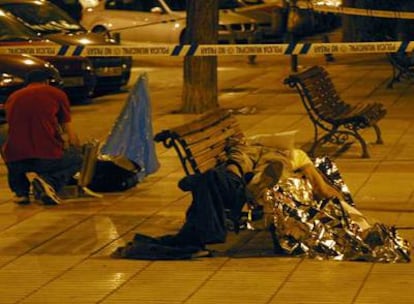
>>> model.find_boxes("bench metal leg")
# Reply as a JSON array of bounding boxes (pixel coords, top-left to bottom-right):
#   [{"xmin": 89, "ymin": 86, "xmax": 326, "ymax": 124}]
[
  {"xmin": 387, "ymin": 68, "xmax": 397, "ymax": 89},
  {"xmin": 308, "ymin": 141, "xmax": 318, "ymax": 158},
  {"xmin": 309, "ymin": 129, "xmax": 337, "ymax": 158},
  {"xmin": 387, "ymin": 68, "xmax": 403, "ymax": 89},
  {"xmin": 311, "ymin": 127, "xmax": 372, "ymax": 158},
  {"xmin": 372, "ymin": 124, "xmax": 384, "ymax": 144},
  {"xmin": 387, "ymin": 78, "xmax": 395, "ymax": 89},
  {"xmin": 350, "ymin": 130, "xmax": 370, "ymax": 158}
]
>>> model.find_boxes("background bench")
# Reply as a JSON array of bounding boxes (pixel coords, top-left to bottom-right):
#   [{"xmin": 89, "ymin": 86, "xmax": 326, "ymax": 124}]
[
  {"xmin": 387, "ymin": 53, "xmax": 414, "ymax": 88},
  {"xmin": 284, "ymin": 65, "xmax": 387, "ymax": 158}
]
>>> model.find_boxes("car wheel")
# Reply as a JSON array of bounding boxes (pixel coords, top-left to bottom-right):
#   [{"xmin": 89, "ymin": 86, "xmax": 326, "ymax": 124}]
[{"xmin": 92, "ymin": 26, "xmax": 108, "ymax": 34}]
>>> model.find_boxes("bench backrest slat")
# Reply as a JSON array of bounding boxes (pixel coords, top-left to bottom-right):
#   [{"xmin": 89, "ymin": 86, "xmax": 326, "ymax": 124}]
[
  {"xmin": 192, "ymin": 145, "xmax": 228, "ymax": 172},
  {"xmin": 172, "ymin": 109, "xmax": 232, "ymax": 137},
  {"xmin": 180, "ymin": 117, "xmax": 241, "ymax": 147},
  {"xmin": 155, "ymin": 108, "xmax": 244, "ymax": 175},
  {"xmin": 284, "ymin": 66, "xmax": 351, "ymax": 122},
  {"xmin": 185, "ymin": 126, "xmax": 241, "ymax": 155}
]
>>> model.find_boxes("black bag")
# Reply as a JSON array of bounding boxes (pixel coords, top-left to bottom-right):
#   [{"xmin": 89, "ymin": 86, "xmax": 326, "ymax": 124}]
[{"xmin": 88, "ymin": 158, "xmax": 140, "ymax": 192}]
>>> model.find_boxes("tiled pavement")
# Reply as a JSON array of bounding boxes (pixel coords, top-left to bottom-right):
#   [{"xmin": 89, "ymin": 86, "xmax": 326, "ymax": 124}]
[{"xmin": 0, "ymin": 49, "xmax": 413, "ymax": 302}]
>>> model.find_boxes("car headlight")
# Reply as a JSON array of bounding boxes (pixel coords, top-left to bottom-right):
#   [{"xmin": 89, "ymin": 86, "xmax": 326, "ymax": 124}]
[
  {"xmin": 0, "ymin": 73, "xmax": 24, "ymax": 88},
  {"xmin": 82, "ymin": 61, "xmax": 94, "ymax": 71},
  {"xmin": 44, "ymin": 62, "xmax": 55, "ymax": 69}
]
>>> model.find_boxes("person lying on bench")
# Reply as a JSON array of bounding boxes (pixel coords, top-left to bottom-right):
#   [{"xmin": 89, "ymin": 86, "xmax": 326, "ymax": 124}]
[
  {"xmin": 113, "ymin": 133, "xmax": 410, "ymax": 262},
  {"xmin": 156, "ymin": 134, "xmax": 340, "ymax": 247},
  {"xmin": 225, "ymin": 135, "xmax": 342, "ymax": 205},
  {"xmin": 223, "ymin": 135, "xmax": 409, "ymax": 262}
]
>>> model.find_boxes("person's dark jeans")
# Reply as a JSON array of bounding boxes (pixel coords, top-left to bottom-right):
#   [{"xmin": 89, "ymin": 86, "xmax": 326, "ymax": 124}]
[
  {"xmin": 0, "ymin": 123, "xmax": 7, "ymax": 158},
  {"xmin": 6, "ymin": 146, "xmax": 83, "ymax": 197}
]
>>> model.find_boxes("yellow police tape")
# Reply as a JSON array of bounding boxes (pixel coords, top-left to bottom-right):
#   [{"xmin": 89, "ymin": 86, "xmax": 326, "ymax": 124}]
[
  {"xmin": 235, "ymin": 3, "xmax": 414, "ymax": 20},
  {"xmin": 0, "ymin": 41, "xmax": 411, "ymax": 58},
  {"xmin": 310, "ymin": 4, "xmax": 414, "ymax": 19}
]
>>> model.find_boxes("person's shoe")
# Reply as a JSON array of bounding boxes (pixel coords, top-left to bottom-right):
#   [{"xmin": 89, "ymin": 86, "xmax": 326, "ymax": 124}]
[
  {"xmin": 191, "ymin": 249, "xmax": 213, "ymax": 258},
  {"xmin": 31, "ymin": 174, "xmax": 61, "ymax": 206},
  {"xmin": 13, "ymin": 195, "xmax": 30, "ymax": 205}
]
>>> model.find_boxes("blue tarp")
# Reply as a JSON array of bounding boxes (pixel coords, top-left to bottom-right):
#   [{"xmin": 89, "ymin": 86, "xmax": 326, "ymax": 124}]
[{"xmin": 100, "ymin": 73, "xmax": 160, "ymax": 180}]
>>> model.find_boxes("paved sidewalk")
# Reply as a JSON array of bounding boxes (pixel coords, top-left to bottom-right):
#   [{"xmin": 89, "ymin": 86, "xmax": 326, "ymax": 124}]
[{"xmin": 0, "ymin": 50, "xmax": 413, "ymax": 303}]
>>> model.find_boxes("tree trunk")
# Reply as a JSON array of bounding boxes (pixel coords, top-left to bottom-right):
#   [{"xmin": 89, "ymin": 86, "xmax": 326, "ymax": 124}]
[{"xmin": 181, "ymin": 0, "xmax": 219, "ymax": 113}]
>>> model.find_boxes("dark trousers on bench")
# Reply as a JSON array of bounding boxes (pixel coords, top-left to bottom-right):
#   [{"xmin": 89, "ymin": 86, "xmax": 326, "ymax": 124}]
[
  {"xmin": 175, "ymin": 166, "xmax": 248, "ymax": 246},
  {"xmin": 6, "ymin": 146, "xmax": 83, "ymax": 197},
  {"xmin": 112, "ymin": 166, "xmax": 250, "ymax": 260}
]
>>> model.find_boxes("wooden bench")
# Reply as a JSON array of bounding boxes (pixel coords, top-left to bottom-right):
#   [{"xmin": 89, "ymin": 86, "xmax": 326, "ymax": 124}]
[
  {"xmin": 154, "ymin": 109, "xmax": 244, "ymax": 176},
  {"xmin": 154, "ymin": 109, "xmax": 265, "ymax": 230},
  {"xmin": 387, "ymin": 52, "xmax": 414, "ymax": 88},
  {"xmin": 284, "ymin": 65, "xmax": 387, "ymax": 158}
]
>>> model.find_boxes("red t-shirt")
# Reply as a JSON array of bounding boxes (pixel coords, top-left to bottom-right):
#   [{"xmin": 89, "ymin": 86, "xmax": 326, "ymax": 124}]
[{"xmin": 3, "ymin": 83, "xmax": 71, "ymax": 162}]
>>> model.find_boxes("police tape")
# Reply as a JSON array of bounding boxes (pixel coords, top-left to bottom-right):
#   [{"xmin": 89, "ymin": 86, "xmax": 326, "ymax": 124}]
[
  {"xmin": 310, "ymin": 4, "xmax": 414, "ymax": 19},
  {"xmin": 235, "ymin": 3, "xmax": 414, "ymax": 20},
  {"xmin": 0, "ymin": 41, "xmax": 412, "ymax": 57}
]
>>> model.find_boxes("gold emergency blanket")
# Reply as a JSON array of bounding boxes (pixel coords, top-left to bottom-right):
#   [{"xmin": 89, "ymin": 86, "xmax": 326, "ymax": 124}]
[{"xmin": 265, "ymin": 174, "xmax": 411, "ymax": 263}]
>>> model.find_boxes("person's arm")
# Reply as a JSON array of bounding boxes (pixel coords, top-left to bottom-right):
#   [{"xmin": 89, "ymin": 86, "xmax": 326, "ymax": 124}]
[
  {"xmin": 61, "ymin": 121, "xmax": 80, "ymax": 147},
  {"xmin": 225, "ymin": 141, "xmax": 255, "ymax": 178},
  {"xmin": 289, "ymin": 149, "xmax": 342, "ymax": 200},
  {"xmin": 56, "ymin": 88, "xmax": 80, "ymax": 148},
  {"xmin": 301, "ymin": 163, "xmax": 343, "ymax": 200}
]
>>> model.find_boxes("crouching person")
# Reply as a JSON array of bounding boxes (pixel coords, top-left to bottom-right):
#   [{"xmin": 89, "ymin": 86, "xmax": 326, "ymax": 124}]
[{"xmin": 2, "ymin": 69, "xmax": 82, "ymax": 205}]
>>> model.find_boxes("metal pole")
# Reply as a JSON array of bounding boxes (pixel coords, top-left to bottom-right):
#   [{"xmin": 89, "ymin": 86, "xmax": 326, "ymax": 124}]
[
  {"xmin": 323, "ymin": 34, "xmax": 335, "ymax": 62},
  {"xmin": 288, "ymin": 0, "xmax": 298, "ymax": 72}
]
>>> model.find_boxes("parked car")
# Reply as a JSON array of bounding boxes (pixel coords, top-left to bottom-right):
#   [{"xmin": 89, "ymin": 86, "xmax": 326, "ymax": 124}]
[
  {"xmin": 0, "ymin": 0, "xmax": 132, "ymax": 94},
  {"xmin": 81, "ymin": 0, "xmax": 258, "ymax": 44},
  {"xmin": 0, "ymin": 54, "xmax": 62, "ymax": 123},
  {"xmin": 0, "ymin": 9, "xmax": 95, "ymax": 103},
  {"xmin": 260, "ymin": 0, "xmax": 341, "ymax": 36},
  {"xmin": 48, "ymin": 0, "xmax": 82, "ymax": 21},
  {"xmin": 221, "ymin": 0, "xmax": 288, "ymax": 42}
]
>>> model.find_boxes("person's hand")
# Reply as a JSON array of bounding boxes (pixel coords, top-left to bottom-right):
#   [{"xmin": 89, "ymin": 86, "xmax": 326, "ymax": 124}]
[
  {"xmin": 60, "ymin": 122, "xmax": 80, "ymax": 148},
  {"xmin": 62, "ymin": 131, "xmax": 80, "ymax": 149},
  {"xmin": 226, "ymin": 163, "xmax": 242, "ymax": 177},
  {"xmin": 68, "ymin": 133, "xmax": 81, "ymax": 148},
  {"xmin": 313, "ymin": 184, "xmax": 344, "ymax": 201}
]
